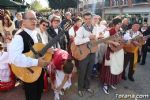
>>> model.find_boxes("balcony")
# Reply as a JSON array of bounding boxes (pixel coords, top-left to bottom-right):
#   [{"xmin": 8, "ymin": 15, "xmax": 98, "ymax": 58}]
[
  {"xmin": 104, "ymin": 0, "xmax": 149, "ymax": 8},
  {"xmin": 133, "ymin": 0, "xmax": 148, "ymax": 3}
]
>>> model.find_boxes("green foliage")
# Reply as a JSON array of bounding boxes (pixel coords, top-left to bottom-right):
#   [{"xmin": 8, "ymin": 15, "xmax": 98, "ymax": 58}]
[
  {"xmin": 30, "ymin": 0, "xmax": 43, "ymax": 11},
  {"xmin": 48, "ymin": 0, "xmax": 78, "ymax": 9},
  {"xmin": 39, "ymin": 8, "xmax": 51, "ymax": 13}
]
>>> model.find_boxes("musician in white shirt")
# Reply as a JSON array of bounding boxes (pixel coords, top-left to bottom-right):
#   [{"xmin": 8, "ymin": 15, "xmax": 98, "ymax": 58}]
[
  {"xmin": 8, "ymin": 10, "xmax": 48, "ymax": 100},
  {"xmin": 123, "ymin": 22, "xmax": 142, "ymax": 82},
  {"xmin": 74, "ymin": 12, "xmax": 97, "ymax": 97}
]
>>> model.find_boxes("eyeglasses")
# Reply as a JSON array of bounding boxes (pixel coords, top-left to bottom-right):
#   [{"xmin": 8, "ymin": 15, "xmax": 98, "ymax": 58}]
[
  {"xmin": 53, "ymin": 19, "xmax": 60, "ymax": 22},
  {"xmin": 42, "ymin": 24, "xmax": 48, "ymax": 27},
  {"xmin": 84, "ymin": 18, "xmax": 91, "ymax": 20},
  {"xmin": 24, "ymin": 17, "xmax": 37, "ymax": 21}
]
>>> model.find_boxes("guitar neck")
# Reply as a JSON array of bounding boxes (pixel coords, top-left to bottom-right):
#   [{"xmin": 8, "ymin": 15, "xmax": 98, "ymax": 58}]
[
  {"xmin": 131, "ymin": 34, "xmax": 150, "ymax": 42},
  {"xmin": 40, "ymin": 32, "xmax": 64, "ymax": 56},
  {"xmin": 96, "ymin": 35, "xmax": 118, "ymax": 44}
]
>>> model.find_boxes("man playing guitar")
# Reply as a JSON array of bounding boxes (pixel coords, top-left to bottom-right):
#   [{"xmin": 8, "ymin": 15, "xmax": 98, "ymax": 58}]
[
  {"xmin": 8, "ymin": 10, "xmax": 48, "ymax": 100},
  {"xmin": 123, "ymin": 22, "xmax": 142, "ymax": 81},
  {"xmin": 74, "ymin": 12, "xmax": 96, "ymax": 97}
]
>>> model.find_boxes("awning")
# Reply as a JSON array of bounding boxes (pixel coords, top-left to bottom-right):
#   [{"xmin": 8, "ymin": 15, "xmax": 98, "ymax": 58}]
[{"xmin": 0, "ymin": 0, "xmax": 27, "ymax": 9}]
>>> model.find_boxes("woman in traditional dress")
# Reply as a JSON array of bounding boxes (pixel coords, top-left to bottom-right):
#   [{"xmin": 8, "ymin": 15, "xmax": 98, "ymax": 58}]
[
  {"xmin": 100, "ymin": 18, "xmax": 124, "ymax": 94},
  {"xmin": 0, "ymin": 42, "xmax": 15, "ymax": 91}
]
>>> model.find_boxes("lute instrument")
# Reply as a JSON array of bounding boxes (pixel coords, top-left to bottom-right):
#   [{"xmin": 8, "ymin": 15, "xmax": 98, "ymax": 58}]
[
  {"xmin": 11, "ymin": 30, "xmax": 65, "ymax": 83},
  {"xmin": 71, "ymin": 34, "xmax": 121, "ymax": 60}
]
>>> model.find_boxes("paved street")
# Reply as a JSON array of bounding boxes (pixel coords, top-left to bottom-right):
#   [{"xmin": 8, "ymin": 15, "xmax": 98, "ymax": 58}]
[{"xmin": 0, "ymin": 53, "xmax": 150, "ymax": 100}]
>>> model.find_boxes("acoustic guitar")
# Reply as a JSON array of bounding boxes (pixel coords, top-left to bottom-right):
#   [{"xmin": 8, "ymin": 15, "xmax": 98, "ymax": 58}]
[
  {"xmin": 123, "ymin": 34, "xmax": 150, "ymax": 53},
  {"xmin": 71, "ymin": 34, "xmax": 120, "ymax": 61},
  {"xmin": 11, "ymin": 31, "xmax": 65, "ymax": 83}
]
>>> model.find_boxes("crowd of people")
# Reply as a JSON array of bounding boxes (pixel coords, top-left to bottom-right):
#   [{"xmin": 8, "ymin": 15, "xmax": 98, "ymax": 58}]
[{"xmin": 0, "ymin": 8, "xmax": 150, "ymax": 100}]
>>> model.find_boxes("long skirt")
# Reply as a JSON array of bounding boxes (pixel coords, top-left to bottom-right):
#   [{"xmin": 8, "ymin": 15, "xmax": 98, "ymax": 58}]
[
  {"xmin": 0, "ymin": 64, "xmax": 15, "ymax": 91},
  {"xmin": 100, "ymin": 57, "xmax": 122, "ymax": 85}
]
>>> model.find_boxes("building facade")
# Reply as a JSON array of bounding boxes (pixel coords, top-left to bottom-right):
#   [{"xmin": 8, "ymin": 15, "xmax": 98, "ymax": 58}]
[
  {"xmin": 78, "ymin": 0, "xmax": 104, "ymax": 15},
  {"xmin": 103, "ymin": 0, "xmax": 150, "ymax": 24}
]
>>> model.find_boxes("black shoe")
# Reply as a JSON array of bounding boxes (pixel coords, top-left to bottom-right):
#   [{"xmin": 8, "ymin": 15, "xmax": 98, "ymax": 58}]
[
  {"xmin": 140, "ymin": 62, "xmax": 145, "ymax": 65},
  {"xmin": 128, "ymin": 77, "xmax": 135, "ymax": 82},
  {"xmin": 122, "ymin": 76, "xmax": 127, "ymax": 80}
]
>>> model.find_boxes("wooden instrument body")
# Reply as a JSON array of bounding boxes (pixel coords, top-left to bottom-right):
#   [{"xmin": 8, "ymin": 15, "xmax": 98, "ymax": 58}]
[
  {"xmin": 71, "ymin": 34, "xmax": 120, "ymax": 60},
  {"xmin": 71, "ymin": 40, "xmax": 98, "ymax": 61},
  {"xmin": 123, "ymin": 43, "xmax": 139, "ymax": 53},
  {"xmin": 11, "ymin": 43, "xmax": 52, "ymax": 83},
  {"xmin": 109, "ymin": 38, "xmax": 124, "ymax": 52}
]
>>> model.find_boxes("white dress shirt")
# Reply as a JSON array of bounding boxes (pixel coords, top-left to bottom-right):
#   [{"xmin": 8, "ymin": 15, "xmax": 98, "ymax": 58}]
[
  {"xmin": 74, "ymin": 26, "xmax": 95, "ymax": 45},
  {"xmin": 74, "ymin": 25, "xmax": 106, "ymax": 45},
  {"xmin": 69, "ymin": 27, "xmax": 75, "ymax": 37},
  {"xmin": 93, "ymin": 24, "xmax": 102, "ymax": 38},
  {"xmin": 8, "ymin": 28, "xmax": 38, "ymax": 68},
  {"xmin": 124, "ymin": 29, "xmax": 142, "ymax": 40}
]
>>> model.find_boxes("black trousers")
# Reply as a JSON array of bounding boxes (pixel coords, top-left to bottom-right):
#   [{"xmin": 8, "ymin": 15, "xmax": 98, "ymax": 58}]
[
  {"xmin": 141, "ymin": 44, "xmax": 148, "ymax": 64},
  {"xmin": 123, "ymin": 52, "xmax": 135, "ymax": 78},
  {"xmin": 23, "ymin": 70, "xmax": 44, "ymax": 100}
]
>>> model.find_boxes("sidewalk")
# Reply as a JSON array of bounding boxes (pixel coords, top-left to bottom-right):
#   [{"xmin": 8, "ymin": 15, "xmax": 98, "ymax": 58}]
[{"xmin": 0, "ymin": 54, "xmax": 150, "ymax": 100}]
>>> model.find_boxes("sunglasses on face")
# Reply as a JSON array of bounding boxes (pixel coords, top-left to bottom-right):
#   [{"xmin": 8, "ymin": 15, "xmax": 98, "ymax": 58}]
[
  {"xmin": 53, "ymin": 19, "xmax": 60, "ymax": 22},
  {"xmin": 42, "ymin": 24, "xmax": 48, "ymax": 27}
]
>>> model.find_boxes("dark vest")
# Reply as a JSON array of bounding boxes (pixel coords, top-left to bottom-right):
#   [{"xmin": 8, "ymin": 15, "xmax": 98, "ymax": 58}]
[
  {"xmin": 47, "ymin": 26, "xmax": 66, "ymax": 50},
  {"xmin": 19, "ymin": 30, "xmax": 34, "ymax": 53}
]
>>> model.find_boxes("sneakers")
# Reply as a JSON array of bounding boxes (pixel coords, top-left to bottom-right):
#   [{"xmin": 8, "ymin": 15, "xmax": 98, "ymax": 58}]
[
  {"xmin": 78, "ymin": 90, "xmax": 84, "ymax": 97},
  {"xmin": 110, "ymin": 85, "xmax": 117, "ymax": 90},
  {"xmin": 102, "ymin": 85, "xmax": 109, "ymax": 95},
  {"xmin": 54, "ymin": 92, "xmax": 60, "ymax": 100},
  {"xmin": 78, "ymin": 89, "xmax": 94, "ymax": 97},
  {"xmin": 86, "ymin": 88, "xmax": 94, "ymax": 94}
]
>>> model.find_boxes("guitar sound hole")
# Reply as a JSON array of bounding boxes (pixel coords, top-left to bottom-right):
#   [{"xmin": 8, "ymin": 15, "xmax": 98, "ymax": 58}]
[{"xmin": 27, "ymin": 68, "xmax": 34, "ymax": 73}]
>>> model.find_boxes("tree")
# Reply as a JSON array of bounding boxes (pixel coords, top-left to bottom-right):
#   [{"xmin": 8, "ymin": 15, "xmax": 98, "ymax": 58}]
[
  {"xmin": 30, "ymin": 0, "xmax": 43, "ymax": 11},
  {"xmin": 48, "ymin": 0, "xmax": 78, "ymax": 9}
]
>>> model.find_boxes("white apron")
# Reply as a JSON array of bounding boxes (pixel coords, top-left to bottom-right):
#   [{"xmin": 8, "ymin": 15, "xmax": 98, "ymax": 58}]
[{"xmin": 105, "ymin": 49, "xmax": 124, "ymax": 75}]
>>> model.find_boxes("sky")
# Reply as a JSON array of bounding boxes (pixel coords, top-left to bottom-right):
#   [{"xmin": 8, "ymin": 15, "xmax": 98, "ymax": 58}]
[{"xmin": 25, "ymin": 0, "xmax": 49, "ymax": 8}]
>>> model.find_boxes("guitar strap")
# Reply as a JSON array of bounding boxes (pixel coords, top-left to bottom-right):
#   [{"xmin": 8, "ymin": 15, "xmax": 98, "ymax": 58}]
[
  {"xmin": 82, "ymin": 24, "xmax": 94, "ymax": 53},
  {"xmin": 28, "ymin": 42, "xmax": 41, "ymax": 58},
  {"xmin": 28, "ymin": 42, "xmax": 49, "ymax": 73}
]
